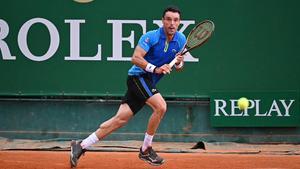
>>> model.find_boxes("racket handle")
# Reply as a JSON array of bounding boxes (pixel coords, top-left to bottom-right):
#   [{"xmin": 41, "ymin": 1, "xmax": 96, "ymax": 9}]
[
  {"xmin": 169, "ymin": 49, "xmax": 188, "ymax": 67},
  {"xmin": 168, "ymin": 57, "xmax": 177, "ymax": 67}
]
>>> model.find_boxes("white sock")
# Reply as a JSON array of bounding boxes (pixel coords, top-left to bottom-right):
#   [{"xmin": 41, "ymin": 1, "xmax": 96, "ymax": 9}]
[
  {"xmin": 80, "ymin": 132, "xmax": 99, "ymax": 149},
  {"xmin": 142, "ymin": 133, "xmax": 154, "ymax": 152}
]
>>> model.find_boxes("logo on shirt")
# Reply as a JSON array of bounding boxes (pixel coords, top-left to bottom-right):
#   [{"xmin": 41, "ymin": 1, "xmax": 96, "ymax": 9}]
[
  {"xmin": 145, "ymin": 37, "xmax": 150, "ymax": 43},
  {"xmin": 172, "ymin": 49, "xmax": 177, "ymax": 53}
]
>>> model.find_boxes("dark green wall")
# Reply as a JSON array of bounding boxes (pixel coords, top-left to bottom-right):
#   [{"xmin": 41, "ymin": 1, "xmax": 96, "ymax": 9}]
[
  {"xmin": 1, "ymin": 99, "xmax": 299, "ymax": 143},
  {"xmin": 0, "ymin": 0, "xmax": 299, "ymax": 97}
]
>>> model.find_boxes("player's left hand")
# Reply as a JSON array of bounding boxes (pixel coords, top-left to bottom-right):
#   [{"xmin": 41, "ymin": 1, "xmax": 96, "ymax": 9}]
[
  {"xmin": 155, "ymin": 64, "xmax": 172, "ymax": 74},
  {"xmin": 175, "ymin": 53, "xmax": 184, "ymax": 65}
]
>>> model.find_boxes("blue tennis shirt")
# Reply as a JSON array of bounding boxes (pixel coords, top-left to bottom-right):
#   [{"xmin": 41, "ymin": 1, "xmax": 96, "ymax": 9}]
[{"xmin": 128, "ymin": 27, "xmax": 186, "ymax": 85}]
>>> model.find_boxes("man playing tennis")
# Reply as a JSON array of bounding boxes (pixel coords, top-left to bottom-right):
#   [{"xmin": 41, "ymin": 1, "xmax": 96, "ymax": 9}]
[{"xmin": 70, "ymin": 5, "xmax": 186, "ymax": 168}]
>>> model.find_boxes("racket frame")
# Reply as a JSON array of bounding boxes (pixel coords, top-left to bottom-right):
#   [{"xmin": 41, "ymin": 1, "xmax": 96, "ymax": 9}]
[{"xmin": 169, "ymin": 20, "xmax": 215, "ymax": 67}]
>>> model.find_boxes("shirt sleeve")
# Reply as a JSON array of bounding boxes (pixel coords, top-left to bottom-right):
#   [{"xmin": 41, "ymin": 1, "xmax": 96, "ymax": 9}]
[{"xmin": 137, "ymin": 31, "xmax": 156, "ymax": 52}]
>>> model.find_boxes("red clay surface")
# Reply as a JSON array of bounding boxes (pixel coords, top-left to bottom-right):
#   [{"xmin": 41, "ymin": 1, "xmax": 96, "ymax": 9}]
[{"xmin": 0, "ymin": 151, "xmax": 300, "ymax": 169}]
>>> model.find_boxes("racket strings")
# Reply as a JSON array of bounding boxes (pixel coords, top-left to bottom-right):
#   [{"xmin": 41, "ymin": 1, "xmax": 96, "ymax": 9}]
[{"xmin": 186, "ymin": 23, "xmax": 214, "ymax": 49}]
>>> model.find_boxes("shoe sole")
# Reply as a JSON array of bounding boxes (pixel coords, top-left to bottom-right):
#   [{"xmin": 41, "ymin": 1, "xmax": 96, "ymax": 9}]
[
  {"xmin": 139, "ymin": 156, "xmax": 165, "ymax": 166},
  {"xmin": 70, "ymin": 140, "xmax": 77, "ymax": 168}
]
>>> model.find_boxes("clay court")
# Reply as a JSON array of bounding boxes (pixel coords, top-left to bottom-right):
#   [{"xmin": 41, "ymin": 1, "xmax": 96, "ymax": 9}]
[
  {"xmin": 1, "ymin": 151, "xmax": 300, "ymax": 169},
  {"xmin": 1, "ymin": 140, "xmax": 300, "ymax": 169}
]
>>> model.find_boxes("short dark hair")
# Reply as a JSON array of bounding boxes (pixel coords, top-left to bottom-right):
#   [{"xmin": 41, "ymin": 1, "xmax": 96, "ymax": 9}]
[{"xmin": 162, "ymin": 5, "xmax": 181, "ymax": 18}]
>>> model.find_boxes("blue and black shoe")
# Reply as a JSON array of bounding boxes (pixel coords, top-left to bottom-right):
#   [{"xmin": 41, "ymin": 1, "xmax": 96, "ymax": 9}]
[
  {"xmin": 70, "ymin": 140, "xmax": 86, "ymax": 168},
  {"xmin": 138, "ymin": 146, "xmax": 165, "ymax": 166}
]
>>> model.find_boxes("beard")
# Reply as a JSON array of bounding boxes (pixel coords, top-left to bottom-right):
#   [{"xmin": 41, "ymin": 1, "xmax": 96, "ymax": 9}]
[{"xmin": 166, "ymin": 27, "xmax": 176, "ymax": 35}]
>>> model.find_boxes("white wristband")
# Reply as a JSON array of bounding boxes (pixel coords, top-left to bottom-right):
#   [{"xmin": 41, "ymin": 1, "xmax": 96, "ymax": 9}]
[
  {"xmin": 175, "ymin": 61, "xmax": 184, "ymax": 69},
  {"xmin": 145, "ymin": 63, "xmax": 156, "ymax": 73}
]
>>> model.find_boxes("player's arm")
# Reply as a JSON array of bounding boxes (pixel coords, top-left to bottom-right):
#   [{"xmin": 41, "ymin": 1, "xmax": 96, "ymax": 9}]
[
  {"xmin": 174, "ymin": 53, "xmax": 184, "ymax": 71},
  {"xmin": 131, "ymin": 45, "xmax": 171, "ymax": 74},
  {"xmin": 131, "ymin": 45, "xmax": 148, "ymax": 69},
  {"xmin": 173, "ymin": 34, "xmax": 186, "ymax": 72}
]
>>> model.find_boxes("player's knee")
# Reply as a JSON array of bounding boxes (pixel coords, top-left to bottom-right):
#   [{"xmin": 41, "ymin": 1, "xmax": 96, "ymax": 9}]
[{"xmin": 155, "ymin": 103, "xmax": 167, "ymax": 118}]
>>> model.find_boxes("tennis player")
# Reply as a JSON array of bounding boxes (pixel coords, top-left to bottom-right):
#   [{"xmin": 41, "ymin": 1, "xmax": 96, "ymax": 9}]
[{"xmin": 70, "ymin": 5, "xmax": 186, "ymax": 168}]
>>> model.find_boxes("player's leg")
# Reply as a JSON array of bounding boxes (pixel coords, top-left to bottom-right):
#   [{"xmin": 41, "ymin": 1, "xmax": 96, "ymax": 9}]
[
  {"xmin": 139, "ymin": 93, "xmax": 166, "ymax": 166},
  {"xmin": 70, "ymin": 103, "xmax": 133, "ymax": 168},
  {"xmin": 145, "ymin": 93, "xmax": 167, "ymax": 135},
  {"xmin": 94, "ymin": 103, "xmax": 133, "ymax": 140}
]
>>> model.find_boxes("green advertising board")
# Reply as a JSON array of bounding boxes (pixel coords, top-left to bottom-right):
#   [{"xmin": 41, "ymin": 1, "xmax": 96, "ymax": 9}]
[
  {"xmin": 0, "ymin": 0, "xmax": 299, "ymax": 98},
  {"xmin": 210, "ymin": 91, "xmax": 300, "ymax": 127}
]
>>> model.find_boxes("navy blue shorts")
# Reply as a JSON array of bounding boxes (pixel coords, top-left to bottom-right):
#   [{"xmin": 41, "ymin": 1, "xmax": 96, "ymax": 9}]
[{"xmin": 121, "ymin": 74, "xmax": 159, "ymax": 115}]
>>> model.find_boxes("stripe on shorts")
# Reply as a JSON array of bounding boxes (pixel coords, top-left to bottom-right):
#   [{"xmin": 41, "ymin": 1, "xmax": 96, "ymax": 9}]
[
  {"xmin": 132, "ymin": 77, "xmax": 147, "ymax": 99},
  {"xmin": 138, "ymin": 77, "xmax": 153, "ymax": 97}
]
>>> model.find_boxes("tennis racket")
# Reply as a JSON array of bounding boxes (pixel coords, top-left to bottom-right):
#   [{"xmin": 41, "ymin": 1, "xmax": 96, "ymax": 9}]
[{"xmin": 169, "ymin": 20, "xmax": 215, "ymax": 67}]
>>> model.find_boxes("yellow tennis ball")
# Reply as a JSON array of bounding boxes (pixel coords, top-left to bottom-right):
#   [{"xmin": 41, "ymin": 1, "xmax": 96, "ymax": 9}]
[{"xmin": 238, "ymin": 97, "xmax": 249, "ymax": 110}]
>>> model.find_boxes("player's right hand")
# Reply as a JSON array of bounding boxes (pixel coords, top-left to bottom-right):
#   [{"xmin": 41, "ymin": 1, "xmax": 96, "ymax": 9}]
[
  {"xmin": 155, "ymin": 64, "xmax": 172, "ymax": 74},
  {"xmin": 175, "ymin": 53, "xmax": 184, "ymax": 65}
]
